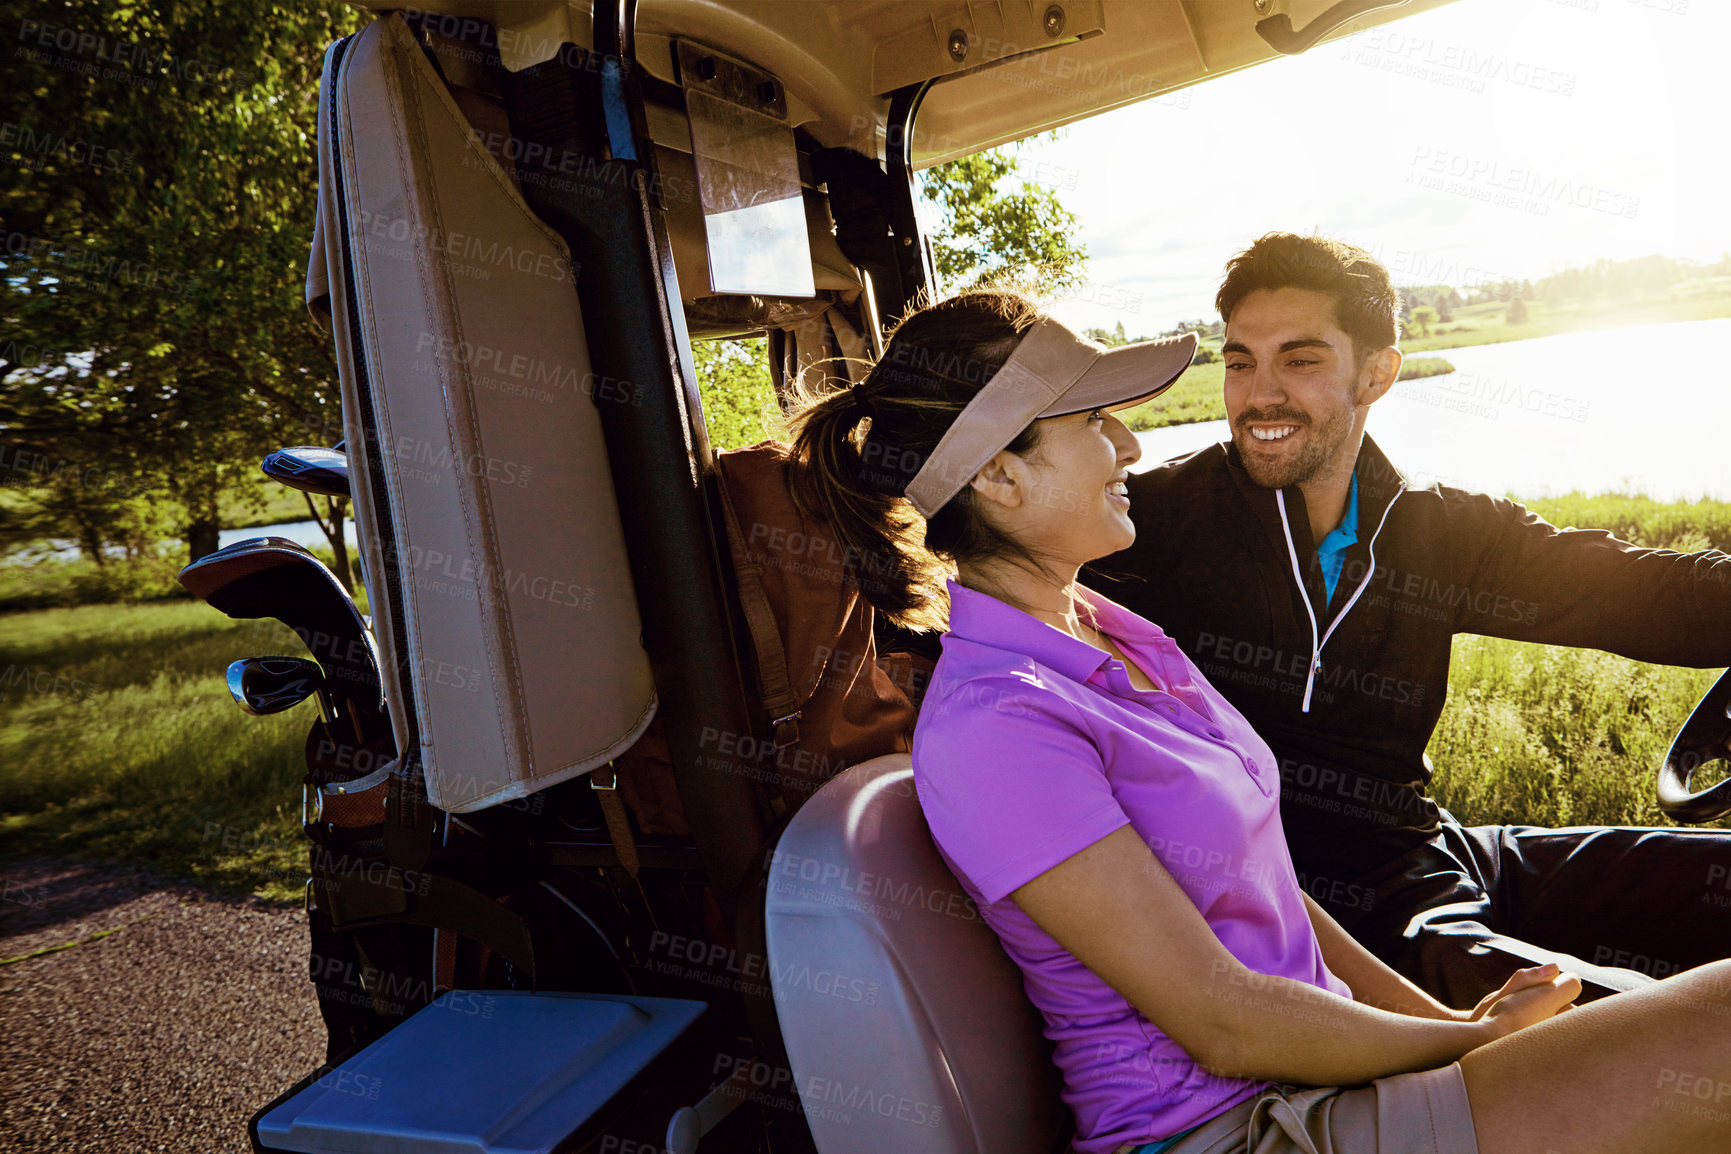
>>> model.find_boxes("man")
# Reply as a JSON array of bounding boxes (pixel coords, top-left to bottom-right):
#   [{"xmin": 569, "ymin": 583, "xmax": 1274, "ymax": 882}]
[{"xmin": 1091, "ymin": 232, "xmax": 1731, "ymax": 1007}]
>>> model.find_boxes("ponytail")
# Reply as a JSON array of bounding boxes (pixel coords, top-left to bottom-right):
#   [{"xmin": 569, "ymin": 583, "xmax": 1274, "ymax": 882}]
[{"xmin": 785, "ymin": 290, "xmax": 1048, "ymax": 632}]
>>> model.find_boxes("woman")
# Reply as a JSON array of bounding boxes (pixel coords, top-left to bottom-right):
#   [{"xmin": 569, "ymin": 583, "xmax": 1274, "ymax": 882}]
[{"xmin": 787, "ymin": 290, "xmax": 1731, "ymax": 1154}]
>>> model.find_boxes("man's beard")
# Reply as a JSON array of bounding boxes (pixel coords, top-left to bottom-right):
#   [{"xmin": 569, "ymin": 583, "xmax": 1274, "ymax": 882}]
[{"xmin": 1232, "ymin": 404, "xmax": 1355, "ymax": 490}]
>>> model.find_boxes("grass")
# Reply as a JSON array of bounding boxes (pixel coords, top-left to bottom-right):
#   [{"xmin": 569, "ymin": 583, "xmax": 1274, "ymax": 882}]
[
  {"xmin": 223, "ymin": 474, "xmax": 318, "ymax": 529},
  {"xmin": 1521, "ymin": 493, "xmax": 1731, "ymax": 554},
  {"xmin": 1402, "ymin": 289, "xmax": 1731, "ymax": 354},
  {"xmin": 0, "ymin": 548, "xmax": 189, "ymax": 614},
  {"xmin": 1122, "ymin": 361, "xmax": 1225, "ymax": 430},
  {"xmin": 0, "ymin": 538, "xmax": 353, "ymax": 615},
  {"xmin": 1397, "ymin": 356, "xmax": 1455, "ymax": 381},
  {"xmin": 1427, "ymin": 500, "xmax": 1731, "ymax": 829},
  {"xmin": 0, "ymin": 601, "xmax": 340, "ymax": 903},
  {"xmin": 1429, "ymin": 637, "xmax": 1725, "ymax": 829}
]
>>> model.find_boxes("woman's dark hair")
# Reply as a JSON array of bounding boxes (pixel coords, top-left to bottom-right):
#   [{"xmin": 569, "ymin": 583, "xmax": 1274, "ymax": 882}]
[
  {"xmin": 1215, "ymin": 233, "xmax": 1400, "ymax": 357},
  {"xmin": 785, "ymin": 290, "xmax": 1048, "ymax": 632}
]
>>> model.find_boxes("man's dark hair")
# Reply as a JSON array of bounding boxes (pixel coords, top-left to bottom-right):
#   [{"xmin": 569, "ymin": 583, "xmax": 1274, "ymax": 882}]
[{"xmin": 1215, "ymin": 233, "xmax": 1400, "ymax": 357}]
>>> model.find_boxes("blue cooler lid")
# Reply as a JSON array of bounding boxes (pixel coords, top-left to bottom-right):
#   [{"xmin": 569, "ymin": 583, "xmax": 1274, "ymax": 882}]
[{"xmin": 256, "ymin": 991, "xmax": 706, "ymax": 1153}]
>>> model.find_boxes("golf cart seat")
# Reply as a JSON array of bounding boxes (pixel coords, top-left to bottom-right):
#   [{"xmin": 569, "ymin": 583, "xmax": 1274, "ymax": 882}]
[{"xmin": 765, "ymin": 754, "xmax": 1068, "ymax": 1154}]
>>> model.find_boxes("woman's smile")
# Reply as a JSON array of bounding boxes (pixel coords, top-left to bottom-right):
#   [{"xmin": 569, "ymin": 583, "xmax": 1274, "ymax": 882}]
[{"xmin": 1015, "ymin": 409, "xmax": 1143, "ymax": 568}]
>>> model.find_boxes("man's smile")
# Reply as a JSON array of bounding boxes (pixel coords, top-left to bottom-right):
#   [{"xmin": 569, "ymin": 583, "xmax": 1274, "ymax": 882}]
[
  {"xmin": 1238, "ymin": 410, "xmax": 1311, "ymax": 447},
  {"xmin": 1249, "ymin": 425, "xmax": 1299, "ymax": 442}
]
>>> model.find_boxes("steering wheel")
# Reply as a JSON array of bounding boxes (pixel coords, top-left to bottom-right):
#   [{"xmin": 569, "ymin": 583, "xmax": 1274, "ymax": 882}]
[{"xmin": 1658, "ymin": 667, "xmax": 1731, "ymax": 823}]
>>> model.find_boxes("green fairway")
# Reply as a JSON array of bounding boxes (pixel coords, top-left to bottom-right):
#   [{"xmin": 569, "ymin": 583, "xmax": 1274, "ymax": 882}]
[
  {"xmin": 0, "ymin": 601, "xmax": 323, "ymax": 902},
  {"xmin": 1401, "ymin": 288, "xmax": 1731, "ymax": 354},
  {"xmin": 1121, "ymin": 361, "xmax": 1225, "ymax": 431}
]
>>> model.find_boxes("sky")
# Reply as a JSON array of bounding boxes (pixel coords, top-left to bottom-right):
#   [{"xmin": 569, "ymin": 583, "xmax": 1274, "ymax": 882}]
[{"xmin": 982, "ymin": 0, "xmax": 1725, "ymax": 336}]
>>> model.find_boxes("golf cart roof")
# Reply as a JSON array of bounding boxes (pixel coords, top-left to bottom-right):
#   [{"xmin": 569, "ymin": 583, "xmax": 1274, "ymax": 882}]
[{"xmin": 361, "ymin": 0, "xmax": 1459, "ymax": 165}]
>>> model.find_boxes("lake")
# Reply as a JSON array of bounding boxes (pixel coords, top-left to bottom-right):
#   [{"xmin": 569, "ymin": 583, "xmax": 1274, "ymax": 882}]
[
  {"xmin": 216, "ymin": 521, "xmax": 337, "ymax": 553},
  {"xmin": 1133, "ymin": 318, "xmax": 1731, "ymax": 502}
]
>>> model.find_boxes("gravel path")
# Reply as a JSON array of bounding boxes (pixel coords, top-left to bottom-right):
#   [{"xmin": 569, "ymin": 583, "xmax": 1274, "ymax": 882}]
[{"xmin": 0, "ymin": 858, "xmax": 326, "ymax": 1153}]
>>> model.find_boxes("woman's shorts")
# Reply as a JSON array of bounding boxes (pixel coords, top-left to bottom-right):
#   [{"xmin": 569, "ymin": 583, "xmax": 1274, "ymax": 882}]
[{"xmin": 1147, "ymin": 1063, "xmax": 1478, "ymax": 1154}]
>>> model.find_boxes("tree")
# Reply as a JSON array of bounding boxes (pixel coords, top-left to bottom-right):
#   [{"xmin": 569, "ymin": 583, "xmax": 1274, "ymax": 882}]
[
  {"xmin": 1409, "ymin": 306, "xmax": 1438, "ymax": 338},
  {"xmin": 2, "ymin": 0, "xmax": 362, "ymax": 566},
  {"xmin": 919, "ymin": 140, "xmax": 1087, "ymax": 293},
  {"xmin": 1082, "ymin": 321, "xmax": 1129, "ymax": 347},
  {"xmin": 1506, "ymin": 297, "xmax": 1529, "ymax": 325},
  {"xmin": 693, "ymin": 338, "xmax": 781, "ymax": 450}
]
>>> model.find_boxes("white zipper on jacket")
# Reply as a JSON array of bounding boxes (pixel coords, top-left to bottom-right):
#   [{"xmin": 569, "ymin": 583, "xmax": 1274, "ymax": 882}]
[{"xmin": 1275, "ymin": 483, "xmax": 1405, "ymax": 713}]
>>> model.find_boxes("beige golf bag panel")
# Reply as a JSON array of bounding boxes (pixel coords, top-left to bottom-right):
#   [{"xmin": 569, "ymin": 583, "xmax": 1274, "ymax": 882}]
[{"xmin": 306, "ymin": 13, "xmax": 656, "ymax": 813}]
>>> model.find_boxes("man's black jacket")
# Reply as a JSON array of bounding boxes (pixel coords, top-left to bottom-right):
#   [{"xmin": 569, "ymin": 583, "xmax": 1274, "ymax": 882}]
[{"xmin": 1089, "ymin": 435, "xmax": 1731, "ymax": 889}]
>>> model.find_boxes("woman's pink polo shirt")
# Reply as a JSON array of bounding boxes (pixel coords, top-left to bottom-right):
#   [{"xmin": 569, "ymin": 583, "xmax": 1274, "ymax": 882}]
[{"xmin": 912, "ymin": 580, "xmax": 1351, "ymax": 1153}]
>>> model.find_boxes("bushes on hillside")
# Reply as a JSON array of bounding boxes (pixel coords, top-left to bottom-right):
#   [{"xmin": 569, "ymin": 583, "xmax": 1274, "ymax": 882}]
[
  {"xmin": 1397, "ymin": 357, "xmax": 1456, "ymax": 381},
  {"xmin": 1523, "ymin": 493, "xmax": 1731, "ymax": 553},
  {"xmin": 0, "ymin": 551, "xmax": 187, "ymax": 614},
  {"xmin": 0, "ymin": 538, "xmax": 349, "ymax": 614}
]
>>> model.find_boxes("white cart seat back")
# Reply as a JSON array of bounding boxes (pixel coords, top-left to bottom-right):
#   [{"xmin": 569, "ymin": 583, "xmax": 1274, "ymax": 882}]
[
  {"xmin": 307, "ymin": 14, "xmax": 655, "ymax": 812},
  {"xmin": 765, "ymin": 755, "xmax": 1067, "ymax": 1154}
]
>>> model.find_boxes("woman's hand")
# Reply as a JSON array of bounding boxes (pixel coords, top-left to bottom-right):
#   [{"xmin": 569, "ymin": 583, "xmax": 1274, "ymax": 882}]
[
  {"xmin": 1472, "ymin": 963, "xmax": 1582, "ymax": 1038},
  {"xmin": 1466, "ymin": 963, "xmax": 1573, "ymax": 1021}
]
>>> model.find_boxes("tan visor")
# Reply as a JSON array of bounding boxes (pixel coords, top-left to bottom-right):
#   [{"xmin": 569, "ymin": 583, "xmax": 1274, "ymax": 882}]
[{"xmin": 903, "ymin": 318, "xmax": 1199, "ymax": 518}]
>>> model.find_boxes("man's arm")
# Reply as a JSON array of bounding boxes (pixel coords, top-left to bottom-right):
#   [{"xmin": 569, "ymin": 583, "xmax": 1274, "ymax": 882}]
[{"xmin": 1453, "ymin": 491, "xmax": 1731, "ymax": 666}]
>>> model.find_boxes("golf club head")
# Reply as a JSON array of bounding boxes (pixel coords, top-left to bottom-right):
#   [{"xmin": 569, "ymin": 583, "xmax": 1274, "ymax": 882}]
[
  {"xmin": 228, "ymin": 656, "xmax": 327, "ymax": 717},
  {"xmin": 180, "ymin": 537, "xmax": 383, "ymax": 723},
  {"xmin": 261, "ymin": 445, "xmax": 351, "ymax": 499}
]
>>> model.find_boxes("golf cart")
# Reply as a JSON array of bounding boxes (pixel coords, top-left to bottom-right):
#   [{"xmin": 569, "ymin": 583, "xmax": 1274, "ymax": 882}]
[{"xmin": 175, "ymin": 1, "xmax": 1731, "ymax": 1151}]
